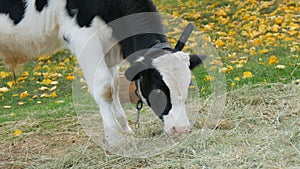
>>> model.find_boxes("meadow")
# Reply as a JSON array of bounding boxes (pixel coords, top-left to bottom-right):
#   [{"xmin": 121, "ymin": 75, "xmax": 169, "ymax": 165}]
[{"xmin": 0, "ymin": 0, "xmax": 299, "ymax": 168}]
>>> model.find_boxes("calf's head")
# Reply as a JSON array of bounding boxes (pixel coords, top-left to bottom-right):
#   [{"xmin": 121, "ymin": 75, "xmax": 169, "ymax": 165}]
[{"xmin": 125, "ymin": 50, "xmax": 205, "ymax": 137}]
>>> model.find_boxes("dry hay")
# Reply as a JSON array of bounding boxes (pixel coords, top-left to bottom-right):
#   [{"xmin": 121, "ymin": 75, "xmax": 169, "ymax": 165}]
[{"xmin": 1, "ymin": 83, "xmax": 300, "ymax": 168}]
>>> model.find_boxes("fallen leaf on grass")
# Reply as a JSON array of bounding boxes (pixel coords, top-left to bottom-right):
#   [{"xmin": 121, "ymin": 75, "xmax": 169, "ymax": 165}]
[
  {"xmin": 0, "ymin": 87, "xmax": 9, "ymax": 93},
  {"xmin": 243, "ymin": 72, "xmax": 253, "ymax": 79},
  {"xmin": 268, "ymin": 55, "xmax": 278, "ymax": 64},
  {"xmin": 13, "ymin": 130, "xmax": 23, "ymax": 137},
  {"xmin": 20, "ymin": 91, "xmax": 30, "ymax": 99}
]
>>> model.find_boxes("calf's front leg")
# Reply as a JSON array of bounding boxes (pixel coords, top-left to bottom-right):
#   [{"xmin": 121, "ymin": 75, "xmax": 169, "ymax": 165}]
[{"xmin": 65, "ymin": 27, "xmax": 132, "ymax": 145}]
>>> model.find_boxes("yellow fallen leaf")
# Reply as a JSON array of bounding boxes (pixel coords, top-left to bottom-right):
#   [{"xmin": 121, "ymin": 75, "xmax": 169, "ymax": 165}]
[
  {"xmin": 66, "ymin": 75, "xmax": 75, "ymax": 81},
  {"xmin": 253, "ymin": 39, "xmax": 262, "ymax": 46},
  {"xmin": 41, "ymin": 93, "xmax": 49, "ymax": 98},
  {"xmin": 276, "ymin": 65, "xmax": 286, "ymax": 69},
  {"xmin": 42, "ymin": 79, "xmax": 52, "ymax": 85},
  {"xmin": 0, "ymin": 71, "xmax": 10, "ymax": 79},
  {"xmin": 13, "ymin": 130, "xmax": 23, "ymax": 137},
  {"xmin": 275, "ymin": 17, "xmax": 283, "ymax": 24},
  {"xmin": 20, "ymin": 91, "xmax": 30, "ymax": 99},
  {"xmin": 215, "ymin": 39, "xmax": 225, "ymax": 47},
  {"xmin": 3, "ymin": 106, "xmax": 12, "ymax": 109},
  {"xmin": 49, "ymin": 86, "xmax": 57, "ymax": 92},
  {"xmin": 268, "ymin": 55, "xmax": 278, "ymax": 64},
  {"xmin": 32, "ymin": 95, "xmax": 39, "ymax": 99},
  {"xmin": 216, "ymin": 9, "xmax": 227, "ymax": 17},
  {"xmin": 242, "ymin": 72, "xmax": 253, "ymax": 79},
  {"xmin": 51, "ymin": 81, "xmax": 59, "ymax": 85},
  {"xmin": 55, "ymin": 100, "xmax": 65, "ymax": 104},
  {"xmin": 7, "ymin": 81, "xmax": 16, "ymax": 89},
  {"xmin": 12, "ymin": 94, "xmax": 19, "ymax": 97},
  {"xmin": 234, "ymin": 77, "xmax": 240, "ymax": 81},
  {"xmin": 22, "ymin": 71, "xmax": 29, "ymax": 77},
  {"xmin": 18, "ymin": 102, "xmax": 25, "ymax": 105},
  {"xmin": 259, "ymin": 49, "xmax": 269, "ymax": 54},
  {"xmin": 11, "ymin": 113, "xmax": 16, "ymax": 117},
  {"xmin": 189, "ymin": 85, "xmax": 197, "ymax": 89},
  {"xmin": 204, "ymin": 75, "xmax": 215, "ymax": 81},
  {"xmin": 51, "ymin": 91, "xmax": 57, "ymax": 97},
  {"xmin": 38, "ymin": 86, "xmax": 48, "ymax": 91}
]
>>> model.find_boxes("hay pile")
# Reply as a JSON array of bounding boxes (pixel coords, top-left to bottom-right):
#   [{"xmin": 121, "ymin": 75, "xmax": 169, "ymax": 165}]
[{"xmin": 2, "ymin": 83, "xmax": 300, "ymax": 168}]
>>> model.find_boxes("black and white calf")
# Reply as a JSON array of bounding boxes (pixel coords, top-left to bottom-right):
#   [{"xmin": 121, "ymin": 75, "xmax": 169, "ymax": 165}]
[{"xmin": 0, "ymin": 0, "xmax": 205, "ymax": 144}]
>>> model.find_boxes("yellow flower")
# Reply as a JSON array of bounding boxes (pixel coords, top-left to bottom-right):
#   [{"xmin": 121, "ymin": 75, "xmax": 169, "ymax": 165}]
[
  {"xmin": 242, "ymin": 72, "xmax": 253, "ymax": 79},
  {"xmin": 268, "ymin": 55, "xmax": 278, "ymax": 64},
  {"xmin": 231, "ymin": 82, "xmax": 236, "ymax": 87},
  {"xmin": 13, "ymin": 129, "xmax": 23, "ymax": 137}
]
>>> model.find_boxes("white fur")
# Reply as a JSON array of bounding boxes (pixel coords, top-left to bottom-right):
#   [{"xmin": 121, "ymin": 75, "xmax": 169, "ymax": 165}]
[
  {"xmin": 0, "ymin": 0, "xmax": 193, "ymax": 143},
  {"xmin": 152, "ymin": 52, "xmax": 192, "ymax": 135},
  {"xmin": 0, "ymin": 0, "xmax": 130, "ymax": 144}
]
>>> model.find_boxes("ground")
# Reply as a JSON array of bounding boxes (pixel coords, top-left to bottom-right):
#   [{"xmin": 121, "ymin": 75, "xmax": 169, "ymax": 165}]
[{"xmin": 0, "ymin": 0, "xmax": 299, "ymax": 168}]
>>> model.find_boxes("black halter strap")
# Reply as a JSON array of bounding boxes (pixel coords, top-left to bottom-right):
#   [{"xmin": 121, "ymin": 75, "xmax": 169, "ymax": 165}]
[{"xmin": 134, "ymin": 23, "xmax": 194, "ymax": 127}]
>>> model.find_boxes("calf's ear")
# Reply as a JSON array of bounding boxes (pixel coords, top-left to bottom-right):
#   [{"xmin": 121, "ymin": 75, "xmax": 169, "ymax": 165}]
[
  {"xmin": 125, "ymin": 61, "xmax": 147, "ymax": 81},
  {"xmin": 189, "ymin": 54, "xmax": 207, "ymax": 70}
]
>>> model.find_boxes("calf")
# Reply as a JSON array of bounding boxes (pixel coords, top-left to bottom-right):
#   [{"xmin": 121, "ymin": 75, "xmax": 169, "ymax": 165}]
[{"xmin": 0, "ymin": 0, "xmax": 204, "ymax": 144}]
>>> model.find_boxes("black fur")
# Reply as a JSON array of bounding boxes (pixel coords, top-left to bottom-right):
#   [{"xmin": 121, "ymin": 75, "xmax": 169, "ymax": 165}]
[
  {"xmin": 189, "ymin": 54, "xmax": 206, "ymax": 69},
  {"xmin": 65, "ymin": 0, "xmax": 167, "ymax": 59},
  {"xmin": 65, "ymin": 0, "xmax": 172, "ymax": 119},
  {"xmin": 35, "ymin": 0, "xmax": 48, "ymax": 12},
  {"xmin": 139, "ymin": 69, "xmax": 172, "ymax": 119},
  {"xmin": 0, "ymin": 0, "xmax": 26, "ymax": 25}
]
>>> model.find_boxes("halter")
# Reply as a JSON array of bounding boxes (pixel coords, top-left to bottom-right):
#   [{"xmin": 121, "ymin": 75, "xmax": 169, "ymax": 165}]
[{"xmin": 134, "ymin": 23, "xmax": 194, "ymax": 127}]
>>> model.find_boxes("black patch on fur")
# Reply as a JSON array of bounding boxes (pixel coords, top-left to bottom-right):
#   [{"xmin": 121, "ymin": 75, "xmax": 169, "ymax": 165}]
[
  {"xmin": 0, "ymin": 0, "xmax": 26, "ymax": 25},
  {"xmin": 139, "ymin": 69, "xmax": 172, "ymax": 119},
  {"xmin": 63, "ymin": 35, "xmax": 70, "ymax": 43},
  {"xmin": 65, "ymin": 0, "xmax": 167, "ymax": 59},
  {"xmin": 35, "ymin": 0, "xmax": 48, "ymax": 12}
]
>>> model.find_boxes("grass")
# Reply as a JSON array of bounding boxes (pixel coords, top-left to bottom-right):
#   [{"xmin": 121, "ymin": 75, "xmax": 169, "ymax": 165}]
[
  {"xmin": 2, "ymin": 83, "xmax": 299, "ymax": 168},
  {"xmin": 0, "ymin": 0, "xmax": 300, "ymax": 168}
]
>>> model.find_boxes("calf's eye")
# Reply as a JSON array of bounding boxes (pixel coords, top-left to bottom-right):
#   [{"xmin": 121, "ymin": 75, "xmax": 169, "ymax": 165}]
[{"xmin": 148, "ymin": 89, "xmax": 167, "ymax": 117}]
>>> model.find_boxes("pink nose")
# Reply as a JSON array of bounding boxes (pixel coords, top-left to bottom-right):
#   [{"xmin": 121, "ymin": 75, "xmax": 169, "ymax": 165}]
[{"xmin": 170, "ymin": 126, "xmax": 191, "ymax": 137}]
